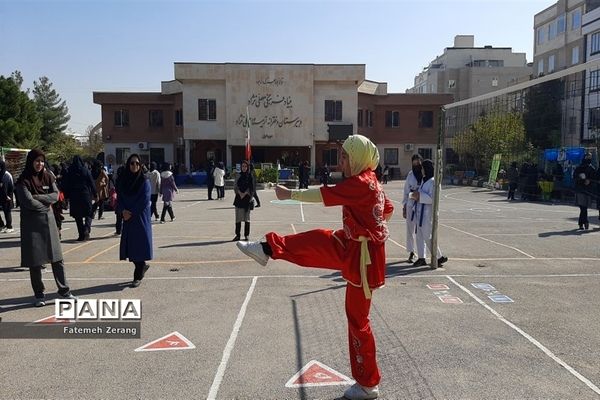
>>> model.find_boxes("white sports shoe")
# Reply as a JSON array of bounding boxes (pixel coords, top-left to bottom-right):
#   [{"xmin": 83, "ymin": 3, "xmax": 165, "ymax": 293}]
[
  {"xmin": 236, "ymin": 240, "xmax": 269, "ymax": 266},
  {"xmin": 343, "ymin": 383, "xmax": 379, "ymax": 400},
  {"xmin": 4, "ymin": 228, "xmax": 14, "ymax": 234}
]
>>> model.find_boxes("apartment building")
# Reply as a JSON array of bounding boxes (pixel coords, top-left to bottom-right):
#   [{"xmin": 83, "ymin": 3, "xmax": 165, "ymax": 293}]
[
  {"xmin": 358, "ymin": 80, "xmax": 452, "ymax": 176},
  {"xmin": 408, "ymin": 35, "xmax": 532, "ymax": 101}
]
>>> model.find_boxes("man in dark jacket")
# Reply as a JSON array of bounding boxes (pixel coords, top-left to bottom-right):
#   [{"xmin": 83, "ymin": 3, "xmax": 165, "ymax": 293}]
[
  {"xmin": 207, "ymin": 160, "xmax": 215, "ymax": 200},
  {"xmin": 0, "ymin": 160, "xmax": 15, "ymax": 233}
]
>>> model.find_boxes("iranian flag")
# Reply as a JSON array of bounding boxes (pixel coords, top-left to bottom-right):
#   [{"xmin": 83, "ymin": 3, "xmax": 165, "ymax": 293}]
[{"xmin": 245, "ymin": 106, "xmax": 252, "ymax": 161}]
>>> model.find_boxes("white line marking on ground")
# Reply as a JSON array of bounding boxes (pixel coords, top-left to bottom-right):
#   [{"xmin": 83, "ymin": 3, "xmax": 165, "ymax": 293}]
[
  {"xmin": 207, "ymin": 276, "xmax": 258, "ymax": 400},
  {"xmin": 300, "ymin": 202, "xmax": 305, "ymax": 222},
  {"xmin": 440, "ymin": 223, "xmax": 535, "ymax": 259},
  {"xmin": 291, "ymin": 224, "xmax": 297, "ymax": 234},
  {"xmin": 183, "ymin": 200, "xmax": 204, "ymax": 209},
  {"xmin": 446, "ymin": 276, "xmax": 600, "ymax": 395},
  {"xmin": 444, "ymin": 192, "xmax": 574, "ymax": 214},
  {"xmin": 388, "ymin": 238, "xmax": 407, "ymax": 250}
]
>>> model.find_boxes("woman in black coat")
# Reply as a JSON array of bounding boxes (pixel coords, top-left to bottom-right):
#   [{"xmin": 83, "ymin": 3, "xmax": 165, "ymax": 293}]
[
  {"xmin": 233, "ymin": 160, "xmax": 255, "ymax": 241},
  {"xmin": 62, "ymin": 155, "xmax": 96, "ymax": 241},
  {"xmin": 573, "ymin": 157, "xmax": 596, "ymax": 230}
]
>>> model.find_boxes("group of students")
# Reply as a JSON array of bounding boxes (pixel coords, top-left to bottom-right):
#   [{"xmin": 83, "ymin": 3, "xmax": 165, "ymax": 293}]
[{"xmin": 12, "ymin": 136, "xmax": 442, "ymax": 400}]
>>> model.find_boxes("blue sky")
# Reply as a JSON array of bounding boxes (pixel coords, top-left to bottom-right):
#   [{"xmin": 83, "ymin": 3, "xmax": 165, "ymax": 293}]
[{"xmin": 0, "ymin": 0, "xmax": 552, "ymax": 135}]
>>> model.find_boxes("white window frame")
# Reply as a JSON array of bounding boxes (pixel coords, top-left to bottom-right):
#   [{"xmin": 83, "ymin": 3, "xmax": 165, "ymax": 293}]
[
  {"xmin": 572, "ymin": 46, "xmax": 579, "ymax": 65},
  {"xmin": 571, "ymin": 9, "xmax": 581, "ymax": 30},
  {"xmin": 537, "ymin": 59, "xmax": 544, "ymax": 76},
  {"xmin": 592, "ymin": 32, "xmax": 600, "ymax": 55},
  {"xmin": 548, "ymin": 55, "xmax": 555, "ymax": 73}
]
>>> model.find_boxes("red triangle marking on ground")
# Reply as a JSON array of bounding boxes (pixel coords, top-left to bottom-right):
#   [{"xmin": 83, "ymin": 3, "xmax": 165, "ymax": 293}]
[
  {"xmin": 32, "ymin": 315, "xmax": 74, "ymax": 324},
  {"xmin": 134, "ymin": 331, "xmax": 196, "ymax": 352},
  {"xmin": 285, "ymin": 360, "xmax": 354, "ymax": 388}
]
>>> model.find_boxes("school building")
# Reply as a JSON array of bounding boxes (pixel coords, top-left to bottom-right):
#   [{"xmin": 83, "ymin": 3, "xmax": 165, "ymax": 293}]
[{"xmin": 93, "ymin": 63, "xmax": 451, "ymax": 177}]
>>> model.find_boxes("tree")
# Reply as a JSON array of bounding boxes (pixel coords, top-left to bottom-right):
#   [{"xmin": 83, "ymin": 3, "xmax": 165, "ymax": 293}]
[
  {"xmin": 0, "ymin": 73, "xmax": 42, "ymax": 148},
  {"xmin": 45, "ymin": 134, "xmax": 82, "ymax": 165},
  {"xmin": 82, "ymin": 123, "xmax": 103, "ymax": 158},
  {"xmin": 454, "ymin": 109, "xmax": 527, "ymax": 174},
  {"xmin": 32, "ymin": 76, "xmax": 70, "ymax": 148}
]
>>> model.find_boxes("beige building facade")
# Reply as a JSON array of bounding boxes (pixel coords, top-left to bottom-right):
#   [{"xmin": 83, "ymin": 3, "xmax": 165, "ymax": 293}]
[{"xmin": 165, "ymin": 63, "xmax": 364, "ymax": 171}]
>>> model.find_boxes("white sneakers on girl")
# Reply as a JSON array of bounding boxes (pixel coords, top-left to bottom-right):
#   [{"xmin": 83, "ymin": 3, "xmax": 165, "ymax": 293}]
[
  {"xmin": 236, "ymin": 240, "xmax": 269, "ymax": 266},
  {"xmin": 343, "ymin": 383, "xmax": 379, "ymax": 400}
]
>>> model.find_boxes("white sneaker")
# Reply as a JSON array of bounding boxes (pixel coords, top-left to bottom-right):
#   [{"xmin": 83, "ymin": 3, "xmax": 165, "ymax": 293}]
[
  {"xmin": 4, "ymin": 228, "xmax": 14, "ymax": 234},
  {"xmin": 0, "ymin": 227, "xmax": 6, "ymax": 233},
  {"xmin": 236, "ymin": 240, "xmax": 269, "ymax": 266},
  {"xmin": 343, "ymin": 383, "xmax": 379, "ymax": 400}
]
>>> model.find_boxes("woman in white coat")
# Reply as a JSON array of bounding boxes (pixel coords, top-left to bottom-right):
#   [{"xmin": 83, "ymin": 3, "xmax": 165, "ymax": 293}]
[
  {"xmin": 402, "ymin": 154, "xmax": 423, "ymax": 263},
  {"xmin": 213, "ymin": 162, "xmax": 226, "ymax": 199},
  {"xmin": 412, "ymin": 159, "xmax": 447, "ymax": 269}
]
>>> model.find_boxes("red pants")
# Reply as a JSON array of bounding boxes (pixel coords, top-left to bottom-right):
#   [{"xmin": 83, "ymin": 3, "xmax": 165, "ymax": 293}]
[{"xmin": 266, "ymin": 230, "xmax": 381, "ymax": 387}]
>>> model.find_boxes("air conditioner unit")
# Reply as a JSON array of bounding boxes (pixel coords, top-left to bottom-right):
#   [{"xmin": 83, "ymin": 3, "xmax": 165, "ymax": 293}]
[
  {"xmin": 404, "ymin": 143, "xmax": 414, "ymax": 152},
  {"xmin": 138, "ymin": 142, "xmax": 149, "ymax": 150}
]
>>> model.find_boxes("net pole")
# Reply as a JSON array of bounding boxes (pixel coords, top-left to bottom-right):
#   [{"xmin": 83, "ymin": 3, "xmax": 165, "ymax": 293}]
[{"xmin": 431, "ymin": 106, "xmax": 445, "ymax": 269}]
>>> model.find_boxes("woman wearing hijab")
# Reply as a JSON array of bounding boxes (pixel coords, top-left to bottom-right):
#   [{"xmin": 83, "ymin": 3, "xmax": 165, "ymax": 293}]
[
  {"xmin": 15, "ymin": 149, "xmax": 76, "ymax": 307},
  {"xmin": 232, "ymin": 160, "xmax": 254, "ymax": 241},
  {"xmin": 0, "ymin": 160, "xmax": 15, "ymax": 233},
  {"xmin": 91, "ymin": 160, "xmax": 109, "ymax": 220},
  {"xmin": 117, "ymin": 154, "xmax": 152, "ymax": 287},
  {"xmin": 213, "ymin": 161, "xmax": 226, "ymax": 199},
  {"xmin": 573, "ymin": 155, "xmax": 596, "ymax": 230},
  {"xmin": 237, "ymin": 135, "xmax": 394, "ymax": 400},
  {"xmin": 159, "ymin": 163, "xmax": 178, "ymax": 223},
  {"xmin": 62, "ymin": 155, "xmax": 96, "ymax": 241},
  {"xmin": 411, "ymin": 159, "xmax": 448, "ymax": 268},
  {"xmin": 401, "ymin": 153, "xmax": 423, "ymax": 263}
]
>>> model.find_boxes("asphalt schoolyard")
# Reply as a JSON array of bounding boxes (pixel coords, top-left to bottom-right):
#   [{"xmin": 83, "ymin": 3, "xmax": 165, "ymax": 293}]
[{"xmin": 1, "ymin": 181, "xmax": 599, "ymax": 399}]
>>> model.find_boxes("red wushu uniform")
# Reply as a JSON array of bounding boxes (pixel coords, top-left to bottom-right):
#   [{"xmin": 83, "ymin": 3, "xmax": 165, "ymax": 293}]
[{"xmin": 265, "ymin": 169, "xmax": 393, "ymax": 387}]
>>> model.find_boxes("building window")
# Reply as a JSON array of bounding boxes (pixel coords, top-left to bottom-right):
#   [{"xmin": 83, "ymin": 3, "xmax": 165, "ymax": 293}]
[
  {"xmin": 149, "ymin": 110, "xmax": 163, "ymax": 127},
  {"xmin": 548, "ymin": 55, "xmax": 555, "ymax": 73},
  {"xmin": 114, "ymin": 109, "xmax": 129, "ymax": 127},
  {"xmin": 537, "ymin": 59, "xmax": 544, "ymax": 76},
  {"xmin": 589, "ymin": 107, "xmax": 600, "ymax": 130},
  {"xmin": 385, "ymin": 111, "xmax": 400, "ymax": 128},
  {"xmin": 198, "ymin": 99, "xmax": 217, "ymax": 121},
  {"xmin": 418, "ymin": 111, "xmax": 434, "ymax": 128},
  {"xmin": 383, "ymin": 148, "xmax": 398, "ymax": 165},
  {"xmin": 175, "ymin": 109, "xmax": 183, "ymax": 127},
  {"xmin": 572, "ymin": 9, "xmax": 581, "ymax": 30},
  {"xmin": 357, "ymin": 109, "xmax": 363, "ymax": 127},
  {"xmin": 572, "ymin": 46, "xmax": 580, "ymax": 65},
  {"xmin": 325, "ymin": 100, "xmax": 342, "ymax": 121},
  {"xmin": 570, "ymin": 80, "xmax": 578, "ymax": 97},
  {"xmin": 322, "ymin": 148, "xmax": 338, "ymax": 166},
  {"xmin": 116, "ymin": 148, "xmax": 131, "ymax": 165},
  {"xmin": 448, "ymin": 79, "xmax": 456, "ymax": 88},
  {"xmin": 367, "ymin": 110, "xmax": 373, "ymax": 127},
  {"xmin": 548, "ymin": 21, "xmax": 557, "ymax": 41},
  {"xmin": 537, "ymin": 28, "xmax": 545, "ymax": 45},
  {"xmin": 492, "ymin": 77, "xmax": 499, "ymax": 87},
  {"xmin": 592, "ymin": 32, "xmax": 600, "ymax": 55},
  {"xmin": 557, "ymin": 14, "xmax": 566, "ymax": 33},
  {"xmin": 488, "ymin": 60, "xmax": 504, "ymax": 67},
  {"xmin": 569, "ymin": 116, "xmax": 577, "ymax": 135},
  {"xmin": 418, "ymin": 148, "xmax": 433, "ymax": 160},
  {"xmin": 590, "ymin": 70, "xmax": 600, "ymax": 92}
]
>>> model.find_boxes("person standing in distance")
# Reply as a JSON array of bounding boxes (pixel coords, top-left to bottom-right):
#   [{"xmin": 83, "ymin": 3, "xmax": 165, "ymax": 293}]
[{"xmin": 402, "ymin": 154, "xmax": 423, "ymax": 263}]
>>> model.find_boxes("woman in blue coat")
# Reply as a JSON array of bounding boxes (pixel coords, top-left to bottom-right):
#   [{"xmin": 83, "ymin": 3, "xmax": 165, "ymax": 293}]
[{"xmin": 117, "ymin": 154, "xmax": 153, "ymax": 287}]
